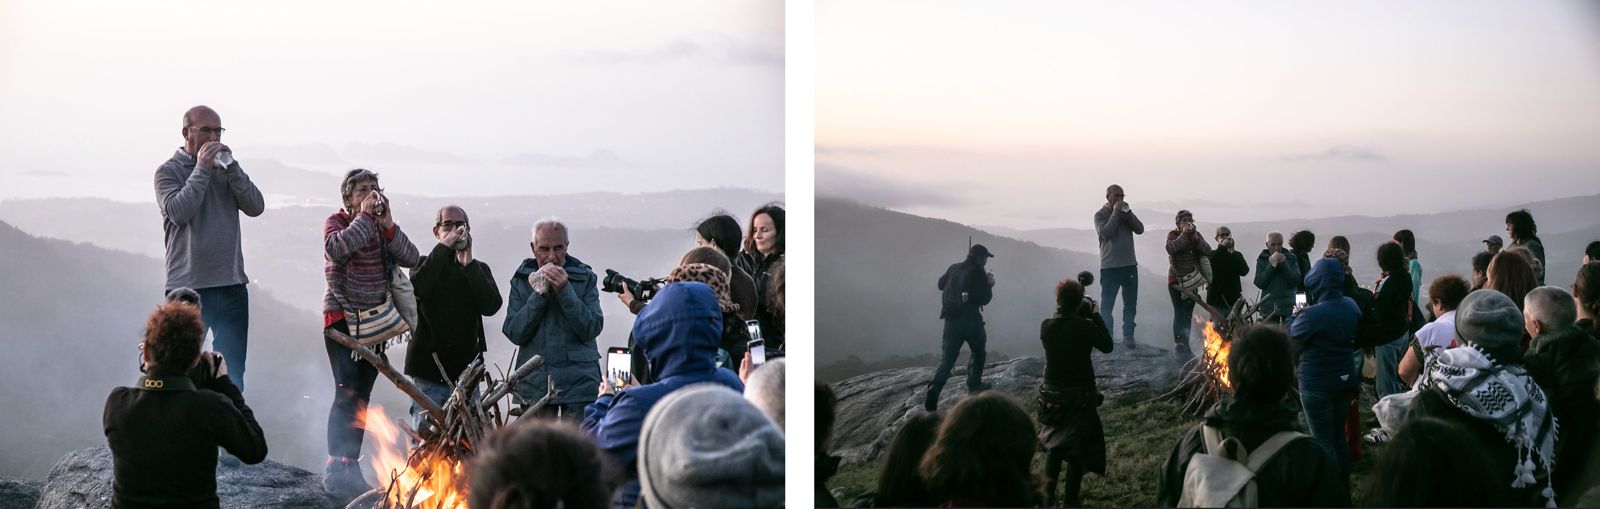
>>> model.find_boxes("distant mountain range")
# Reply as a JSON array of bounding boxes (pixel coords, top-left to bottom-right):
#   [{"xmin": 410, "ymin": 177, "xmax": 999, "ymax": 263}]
[{"xmin": 817, "ymin": 194, "xmax": 1600, "ymax": 367}]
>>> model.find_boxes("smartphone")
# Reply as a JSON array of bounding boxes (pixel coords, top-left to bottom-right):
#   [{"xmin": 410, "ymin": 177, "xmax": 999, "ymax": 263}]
[
  {"xmin": 1295, "ymin": 292, "xmax": 1308, "ymax": 312},
  {"xmin": 606, "ymin": 347, "xmax": 631, "ymax": 390},
  {"xmin": 746, "ymin": 319, "xmax": 765, "ymax": 365}
]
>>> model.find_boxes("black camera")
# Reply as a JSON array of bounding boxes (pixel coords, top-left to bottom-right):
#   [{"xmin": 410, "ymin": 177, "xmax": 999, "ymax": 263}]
[
  {"xmin": 602, "ymin": 269, "xmax": 665, "ymax": 302},
  {"xmin": 1077, "ymin": 271, "xmax": 1099, "ymax": 318}
]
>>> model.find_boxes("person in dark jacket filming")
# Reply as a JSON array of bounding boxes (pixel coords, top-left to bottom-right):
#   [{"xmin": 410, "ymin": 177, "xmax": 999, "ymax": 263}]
[
  {"xmin": 104, "ymin": 300, "xmax": 268, "ymax": 509},
  {"xmin": 925, "ymin": 244, "xmax": 996, "ymax": 412}
]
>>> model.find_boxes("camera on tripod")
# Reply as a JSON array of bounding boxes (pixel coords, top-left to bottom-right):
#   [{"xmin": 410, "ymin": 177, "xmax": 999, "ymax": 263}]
[{"xmin": 601, "ymin": 269, "xmax": 665, "ymax": 302}]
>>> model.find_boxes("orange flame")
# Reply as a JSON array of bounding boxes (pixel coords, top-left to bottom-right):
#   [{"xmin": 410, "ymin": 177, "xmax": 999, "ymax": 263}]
[
  {"xmin": 362, "ymin": 406, "xmax": 469, "ymax": 509},
  {"xmin": 1202, "ymin": 321, "xmax": 1232, "ymax": 389}
]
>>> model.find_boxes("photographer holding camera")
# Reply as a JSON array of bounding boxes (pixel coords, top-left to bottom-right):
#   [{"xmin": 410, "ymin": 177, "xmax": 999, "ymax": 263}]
[
  {"xmin": 502, "ymin": 218, "xmax": 604, "ymax": 422},
  {"xmin": 610, "ymin": 247, "xmax": 753, "ymax": 384},
  {"xmin": 1036, "ymin": 273, "xmax": 1114, "ymax": 507}
]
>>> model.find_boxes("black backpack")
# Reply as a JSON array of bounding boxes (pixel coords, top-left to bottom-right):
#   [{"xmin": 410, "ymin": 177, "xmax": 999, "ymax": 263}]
[{"xmin": 940, "ymin": 263, "xmax": 973, "ymax": 312}]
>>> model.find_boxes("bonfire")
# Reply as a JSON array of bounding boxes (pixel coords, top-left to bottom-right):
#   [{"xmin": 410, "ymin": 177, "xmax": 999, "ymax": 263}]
[
  {"xmin": 325, "ymin": 329, "xmax": 558, "ymax": 509},
  {"xmin": 1153, "ymin": 295, "xmax": 1267, "ymax": 415}
]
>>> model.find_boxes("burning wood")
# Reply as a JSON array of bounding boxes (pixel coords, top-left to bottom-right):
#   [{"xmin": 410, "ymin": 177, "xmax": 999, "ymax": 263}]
[
  {"xmin": 1151, "ymin": 298, "xmax": 1264, "ymax": 415},
  {"xmin": 325, "ymin": 329, "xmax": 559, "ymax": 509}
]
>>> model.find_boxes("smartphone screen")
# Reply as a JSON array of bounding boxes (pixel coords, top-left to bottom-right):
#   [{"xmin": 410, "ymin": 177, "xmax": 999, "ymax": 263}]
[
  {"xmin": 1295, "ymin": 292, "xmax": 1307, "ymax": 306},
  {"xmin": 606, "ymin": 347, "xmax": 631, "ymax": 389},
  {"xmin": 748, "ymin": 339, "xmax": 766, "ymax": 366}
]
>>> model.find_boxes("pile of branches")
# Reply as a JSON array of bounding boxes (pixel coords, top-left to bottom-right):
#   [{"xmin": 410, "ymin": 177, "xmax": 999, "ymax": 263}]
[
  {"xmin": 326, "ymin": 329, "xmax": 558, "ymax": 509},
  {"xmin": 1153, "ymin": 296, "xmax": 1265, "ymax": 415}
]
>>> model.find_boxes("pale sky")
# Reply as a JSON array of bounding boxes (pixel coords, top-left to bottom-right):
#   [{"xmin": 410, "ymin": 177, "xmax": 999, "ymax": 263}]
[
  {"xmin": 0, "ymin": 0, "xmax": 784, "ymax": 202},
  {"xmin": 817, "ymin": 0, "xmax": 1600, "ymax": 228}
]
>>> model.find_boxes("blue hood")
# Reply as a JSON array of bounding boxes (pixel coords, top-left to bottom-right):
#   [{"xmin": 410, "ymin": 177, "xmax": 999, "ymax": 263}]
[
  {"xmin": 632, "ymin": 282, "xmax": 723, "ymax": 381},
  {"xmin": 1305, "ymin": 258, "xmax": 1346, "ymax": 304}
]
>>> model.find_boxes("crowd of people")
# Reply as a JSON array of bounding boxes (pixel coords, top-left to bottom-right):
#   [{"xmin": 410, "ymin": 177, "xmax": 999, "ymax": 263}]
[
  {"xmin": 105, "ymin": 105, "xmax": 788, "ymax": 508},
  {"xmin": 818, "ymin": 182, "xmax": 1600, "ymax": 507}
]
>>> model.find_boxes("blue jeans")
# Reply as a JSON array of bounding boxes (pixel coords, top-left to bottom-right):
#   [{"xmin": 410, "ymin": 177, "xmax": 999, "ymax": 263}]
[
  {"xmin": 928, "ymin": 317, "xmax": 988, "ymax": 403},
  {"xmin": 195, "ymin": 284, "xmax": 250, "ymax": 392},
  {"xmin": 1375, "ymin": 332, "xmax": 1410, "ymax": 399},
  {"xmin": 1301, "ymin": 388, "xmax": 1353, "ymax": 484},
  {"xmin": 1099, "ymin": 266, "xmax": 1139, "ymax": 339},
  {"xmin": 1167, "ymin": 285, "xmax": 1196, "ymax": 348},
  {"xmin": 410, "ymin": 376, "xmax": 453, "ymax": 430},
  {"xmin": 324, "ymin": 320, "xmax": 379, "ymax": 459}
]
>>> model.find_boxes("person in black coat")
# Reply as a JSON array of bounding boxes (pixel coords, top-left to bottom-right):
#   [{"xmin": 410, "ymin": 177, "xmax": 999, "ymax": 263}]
[
  {"xmin": 1206, "ymin": 226, "xmax": 1250, "ymax": 317},
  {"xmin": 1289, "ymin": 230, "xmax": 1317, "ymax": 293},
  {"xmin": 1038, "ymin": 275, "xmax": 1113, "ymax": 507},
  {"xmin": 926, "ymin": 244, "xmax": 996, "ymax": 412},
  {"xmin": 405, "ymin": 206, "xmax": 503, "ymax": 420},
  {"xmin": 1157, "ymin": 325, "xmax": 1350, "ymax": 507}
]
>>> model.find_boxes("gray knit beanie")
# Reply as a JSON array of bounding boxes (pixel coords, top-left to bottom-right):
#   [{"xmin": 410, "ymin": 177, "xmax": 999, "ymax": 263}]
[
  {"xmin": 1454, "ymin": 289, "xmax": 1525, "ymax": 361},
  {"xmin": 638, "ymin": 384, "xmax": 786, "ymax": 509}
]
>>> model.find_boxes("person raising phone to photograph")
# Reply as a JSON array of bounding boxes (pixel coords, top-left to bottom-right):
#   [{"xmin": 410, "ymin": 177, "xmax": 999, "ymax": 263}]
[{"xmin": 404, "ymin": 205, "xmax": 502, "ymax": 428}]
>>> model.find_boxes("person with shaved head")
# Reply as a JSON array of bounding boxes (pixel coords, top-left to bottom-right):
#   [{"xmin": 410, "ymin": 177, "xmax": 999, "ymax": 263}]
[
  {"xmin": 1093, "ymin": 184, "xmax": 1146, "ymax": 347},
  {"xmin": 404, "ymin": 205, "xmax": 502, "ymax": 427},
  {"xmin": 154, "ymin": 105, "xmax": 265, "ymax": 391}
]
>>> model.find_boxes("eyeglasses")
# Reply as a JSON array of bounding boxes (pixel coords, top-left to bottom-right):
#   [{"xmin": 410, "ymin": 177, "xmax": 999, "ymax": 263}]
[
  {"xmin": 438, "ymin": 220, "xmax": 468, "ymax": 229},
  {"xmin": 187, "ymin": 126, "xmax": 226, "ymax": 135}
]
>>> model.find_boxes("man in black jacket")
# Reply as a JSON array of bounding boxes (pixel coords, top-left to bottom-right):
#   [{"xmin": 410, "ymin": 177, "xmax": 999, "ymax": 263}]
[
  {"xmin": 1205, "ymin": 226, "xmax": 1250, "ymax": 318},
  {"xmin": 406, "ymin": 205, "xmax": 504, "ymax": 424},
  {"xmin": 925, "ymin": 244, "xmax": 996, "ymax": 412},
  {"xmin": 105, "ymin": 301, "xmax": 268, "ymax": 508}
]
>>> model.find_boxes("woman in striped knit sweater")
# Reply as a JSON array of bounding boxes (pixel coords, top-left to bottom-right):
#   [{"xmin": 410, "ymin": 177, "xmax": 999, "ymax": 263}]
[{"xmin": 320, "ymin": 169, "xmax": 421, "ymax": 501}]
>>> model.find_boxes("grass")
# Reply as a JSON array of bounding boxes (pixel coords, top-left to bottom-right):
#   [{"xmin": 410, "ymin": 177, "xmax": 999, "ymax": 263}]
[{"xmin": 826, "ymin": 387, "xmax": 1384, "ymax": 507}]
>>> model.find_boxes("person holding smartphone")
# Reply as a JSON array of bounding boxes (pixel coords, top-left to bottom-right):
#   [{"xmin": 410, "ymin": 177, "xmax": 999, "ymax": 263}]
[{"xmin": 404, "ymin": 205, "xmax": 503, "ymax": 426}]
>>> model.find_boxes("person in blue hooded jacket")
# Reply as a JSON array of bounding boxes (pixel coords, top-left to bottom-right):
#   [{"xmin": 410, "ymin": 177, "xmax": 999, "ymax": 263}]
[
  {"xmin": 582, "ymin": 282, "xmax": 744, "ymax": 509},
  {"xmin": 503, "ymin": 218, "xmax": 605, "ymax": 421},
  {"xmin": 1289, "ymin": 257, "xmax": 1362, "ymax": 487}
]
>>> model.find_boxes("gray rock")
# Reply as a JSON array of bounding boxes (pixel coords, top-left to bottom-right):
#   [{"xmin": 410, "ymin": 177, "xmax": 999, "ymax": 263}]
[
  {"xmin": 0, "ymin": 479, "xmax": 43, "ymax": 509},
  {"xmin": 827, "ymin": 345, "xmax": 1179, "ymax": 466},
  {"xmin": 36, "ymin": 445, "xmax": 334, "ymax": 509}
]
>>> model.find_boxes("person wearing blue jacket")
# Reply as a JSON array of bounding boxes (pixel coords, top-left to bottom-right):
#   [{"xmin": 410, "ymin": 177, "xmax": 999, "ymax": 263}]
[
  {"xmin": 582, "ymin": 282, "xmax": 744, "ymax": 509},
  {"xmin": 1289, "ymin": 258, "xmax": 1362, "ymax": 487},
  {"xmin": 503, "ymin": 219, "xmax": 605, "ymax": 421}
]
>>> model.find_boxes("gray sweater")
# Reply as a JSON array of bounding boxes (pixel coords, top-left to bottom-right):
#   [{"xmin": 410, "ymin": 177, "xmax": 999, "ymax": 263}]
[
  {"xmin": 155, "ymin": 149, "xmax": 265, "ymax": 291},
  {"xmin": 1094, "ymin": 205, "xmax": 1145, "ymax": 269}
]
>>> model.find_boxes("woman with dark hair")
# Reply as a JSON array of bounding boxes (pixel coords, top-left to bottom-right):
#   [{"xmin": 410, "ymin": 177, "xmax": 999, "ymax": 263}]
[
  {"xmin": 1505, "ymin": 209, "xmax": 1546, "ymax": 284},
  {"xmin": 694, "ymin": 212, "xmax": 758, "ymax": 320},
  {"xmin": 1577, "ymin": 262, "xmax": 1600, "ymax": 339},
  {"xmin": 1165, "ymin": 210, "xmax": 1212, "ymax": 360},
  {"xmin": 1585, "ymin": 241, "xmax": 1600, "ymax": 265},
  {"xmin": 320, "ymin": 168, "xmax": 421, "ymax": 499},
  {"xmin": 736, "ymin": 203, "xmax": 785, "ymax": 351},
  {"xmin": 1157, "ymin": 325, "xmax": 1348, "ymax": 507},
  {"xmin": 1036, "ymin": 276, "xmax": 1113, "ymax": 507},
  {"xmin": 1471, "ymin": 250, "xmax": 1496, "ymax": 291},
  {"xmin": 1362, "ymin": 417, "xmax": 1509, "ymax": 507},
  {"xmin": 1393, "ymin": 230, "xmax": 1422, "ymax": 305},
  {"xmin": 1366, "ymin": 242, "xmax": 1415, "ymax": 402},
  {"xmin": 468, "ymin": 421, "xmax": 611, "ymax": 509},
  {"xmin": 104, "ymin": 302, "xmax": 268, "ymax": 507},
  {"xmin": 920, "ymin": 392, "xmax": 1044, "ymax": 507},
  {"xmin": 1487, "ymin": 250, "xmax": 1538, "ymax": 311},
  {"xmin": 1289, "ymin": 230, "xmax": 1316, "ymax": 292},
  {"xmin": 870, "ymin": 413, "xmax": 941, "ymax": 508}
]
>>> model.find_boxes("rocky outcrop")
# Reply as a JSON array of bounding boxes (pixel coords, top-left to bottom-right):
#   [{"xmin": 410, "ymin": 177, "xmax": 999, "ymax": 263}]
[
  {"xmin": 827, "ymin": 344, "xmax": 1180, "ymax": 466},
  {"xmin": 34, "ymin": 446, "xmax": 335, "ymax": 509},
  {"xmin": 0, "ymin": 479, "xmax": 43, "ymax": 509}
]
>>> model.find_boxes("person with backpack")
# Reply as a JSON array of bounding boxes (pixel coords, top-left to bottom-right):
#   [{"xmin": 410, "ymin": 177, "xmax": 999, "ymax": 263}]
[
  {"xmin": 925, "ymin": 244, "xmax": 996, "ymax": 412},
  {"xmin": 1288, "ymin": 258, "xmax": 1362, "ymax": 486},
  {"xmin": 1156, "ymin": 325, "xmax": 1350, "ymax": 507}
]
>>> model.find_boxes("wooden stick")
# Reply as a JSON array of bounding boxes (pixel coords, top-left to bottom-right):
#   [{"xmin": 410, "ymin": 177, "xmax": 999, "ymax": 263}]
[
  {"xmin": 478, "ymin": 355, "xmax": 545, "ymax": 411},
  {"xmin": 325, "ymin": 329, "xmax": 447, "ymax": 423}
]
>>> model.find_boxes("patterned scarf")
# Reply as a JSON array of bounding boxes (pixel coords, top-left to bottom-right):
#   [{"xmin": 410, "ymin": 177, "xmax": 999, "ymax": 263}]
[
  {"xmin": 668, "ymin": 263, "xmax": 737, "ymax": 314},
  {"xmin": 1422, "ymin": 345, "xmax": 1559, "ymax": 506}
]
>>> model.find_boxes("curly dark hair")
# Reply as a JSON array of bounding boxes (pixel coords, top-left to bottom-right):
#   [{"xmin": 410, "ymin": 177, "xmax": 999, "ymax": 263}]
[
  {"xmin": 743, "ymin": 203, "xmax": 785, "ymax": 255},
  {"xmin": 1376, "ymin": 241, "xmax": 1408, "ymax": 275},
  {"xmin": 1427, "ymin": 275, "xmax": 1471, "ymax": 312},
  {"xmin": 144, "ymin": 302, "xmax": 204, "ymax": 374},
  {"xmin": 1289, "ymin": 230, "xmax": 1316, "ymax": 253},
  {"xmin": 1229, "ymin": 325, "xmax": 1294, "ymax": 403},
  {"xmin": 1055, "ymin": 278, "xmax": 1085, "ymax": 314},
  {"xmin": 1505, "ymin": 209, "xmax": 1538, "ymax": 242},
  {"xmin": 468, "ymin": 421, "xmax": 612, "ymax": 509},
  {"xmin": 874, "ymin": 412, "xmax": 942, "ymax": 508},
  {"xmin": 920, "ymin": 392, "xmax": 1043, "ymax": 507}
]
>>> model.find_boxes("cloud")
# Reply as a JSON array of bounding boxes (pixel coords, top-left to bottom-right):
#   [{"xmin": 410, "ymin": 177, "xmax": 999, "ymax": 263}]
[
  {"xmin": 1283, "ymin": 144, "xmax": 1387, "ymax": 163},
  {"xmin": 816, "ymin": 163, "xmax": 967, "ymax": 208},
  {"xmin": 343, "ymin": 142, "xmax": 475, "ymax": 165},
  {"xmin": 501, "ymin": 149, "xmax": 635, "ymax": 169},
  {"xmin": 19, "ymin": 170, "xmax": 69, "ymax": 178},
  {"xmin": 570, "ymin": 33, "xmax": 783, "ymax": 67}
]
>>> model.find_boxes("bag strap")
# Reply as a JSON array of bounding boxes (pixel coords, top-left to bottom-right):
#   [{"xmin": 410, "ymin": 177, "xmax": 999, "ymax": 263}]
[{"xmin": 1244, "ymin": 431, "xmax": 1306, "ymax": 472}]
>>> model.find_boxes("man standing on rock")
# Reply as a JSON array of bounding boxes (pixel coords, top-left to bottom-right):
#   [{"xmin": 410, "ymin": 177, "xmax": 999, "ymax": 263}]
[
  {"xmin": 1095, "ymin": 184, "xmax": 1145, "ymax": 348},
  {"xmin": 926, "ymin": 244, "xmax": 996, "ymax": 412},
  {"xmin": 155, "ymin": 105, "xmax": 265, "ymax": 391}
]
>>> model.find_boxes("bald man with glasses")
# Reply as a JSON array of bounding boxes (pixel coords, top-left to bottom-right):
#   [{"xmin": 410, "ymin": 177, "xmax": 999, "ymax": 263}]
[{"xmin": 154, "ymin": 105, "xmax": 265, "ymax": 391}]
